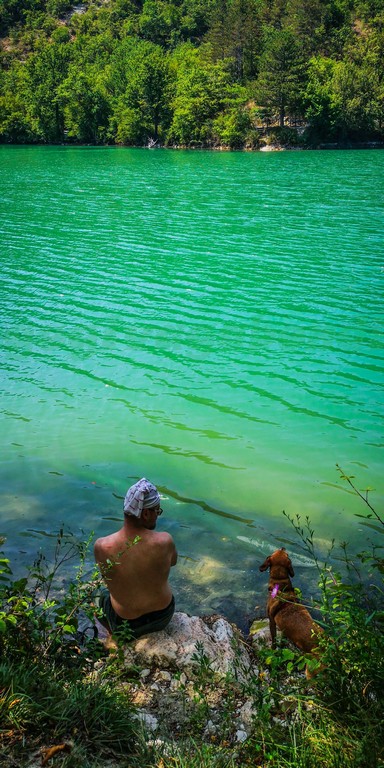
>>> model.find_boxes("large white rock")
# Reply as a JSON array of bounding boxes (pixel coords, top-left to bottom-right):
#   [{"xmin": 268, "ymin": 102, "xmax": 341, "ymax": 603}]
[{"xmin": 127, "ymin": 612, "xmax": 253, "ymax": 680}]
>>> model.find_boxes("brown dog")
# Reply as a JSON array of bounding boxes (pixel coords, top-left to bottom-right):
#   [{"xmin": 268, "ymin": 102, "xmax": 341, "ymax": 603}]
[{"xmin": 259, "ymin": 548, "xmax": 324, "ymax": 675}]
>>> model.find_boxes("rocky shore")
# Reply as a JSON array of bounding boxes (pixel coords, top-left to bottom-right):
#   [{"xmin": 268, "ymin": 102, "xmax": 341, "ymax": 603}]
[{"xmin": 90, "ymin": 612, "xmax": 279, "ymax": 747}]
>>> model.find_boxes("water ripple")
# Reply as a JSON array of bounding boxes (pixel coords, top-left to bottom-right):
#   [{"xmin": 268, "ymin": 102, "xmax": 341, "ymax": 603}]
[{"xmin": 0, "ymin": 146, "xmax": 383, "ymax": 546}]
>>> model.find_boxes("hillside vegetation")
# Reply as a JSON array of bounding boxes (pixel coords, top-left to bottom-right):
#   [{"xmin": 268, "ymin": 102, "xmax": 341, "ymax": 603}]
[{"xmin": 0, "ymin": 0, "xmax": 383, "ymax": 147}]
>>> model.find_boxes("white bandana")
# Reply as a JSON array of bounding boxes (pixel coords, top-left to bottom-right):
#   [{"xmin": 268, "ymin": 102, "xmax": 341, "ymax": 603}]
[{"xmin": 123, "ymin": 477, "xmax": 160, "ymax": 517}]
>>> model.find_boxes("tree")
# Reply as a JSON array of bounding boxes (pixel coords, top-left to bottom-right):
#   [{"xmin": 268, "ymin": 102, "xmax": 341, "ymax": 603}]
[
  {"xmin": 285, "ymin": 0, "xmax": 332, "ymax": 55},
  {"xmin": 305, "ymin": 46, "xmax": 384, "ymax": 141},
  {"xmin": 255, "ymin": 28, "xmax": 305, "ymax": 126},
  {"xmin": 178, "ymin": 0, "xmax": 214, "ymax": 43},
  {"xmin": 334, "ymin": 54, "xmax": 383, "ymax": 138},
  {"xmin": 0, "ymin": 63, "xmax": 37, "ymax": 142},
  {"xmin": 167, "ymin": 44, "xmax": 234, "ymax": 144},
  {"xmin": 257, "ymin": 0, "xmax": 289, "ymax": 29},
  {"xmin": 108, "ymin": 38, "xmax": 171, "ymax": 144},
  {"xmin": 58, "ymin": 67, "xmax": 111, "ymax": 143},
  {"xmin": 138, "ymin": 0, "xmax": 181, "ymax": 46},
  {"xmin": 304, "ymin": 56, "xmax": 338, "ymax": 139},
  {"xmin": 0, "ymin": 0, "xmax": 44, "ymax": 35},
  {"xmin": 212, "ymin": 87, "xmax": 254, "ymax": 147},
  {"xmin": 24, "ymin": 40, "xmax": 71, "ymax": 141},
  {"xmin": 205, "ymin": 0, "xmax": 262, "ymax": 81}
]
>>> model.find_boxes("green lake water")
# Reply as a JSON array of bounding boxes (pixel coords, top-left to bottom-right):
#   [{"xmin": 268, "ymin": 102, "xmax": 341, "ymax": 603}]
[{"xmin": 0, "ymin": 145, "xmax": 383, "ymax": 627}]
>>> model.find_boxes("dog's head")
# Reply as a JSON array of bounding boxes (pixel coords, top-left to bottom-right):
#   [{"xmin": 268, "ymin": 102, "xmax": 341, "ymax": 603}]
[{"xmin": 259, "ymin": 548, "xmax": 294, "ymax": 577}]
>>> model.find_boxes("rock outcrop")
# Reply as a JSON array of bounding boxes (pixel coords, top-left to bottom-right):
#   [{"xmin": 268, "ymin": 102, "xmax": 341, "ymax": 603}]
[
  {"xmin": 91, "ymin": 612, "xmax": 274, "ymax": 744},
  {"xmin": 121, "ymin": 612, "xmax": 254, "ymax": 680}
]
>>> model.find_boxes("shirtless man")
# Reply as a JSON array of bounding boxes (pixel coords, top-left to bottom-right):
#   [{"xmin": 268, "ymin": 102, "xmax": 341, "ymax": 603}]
[{"xmin": 94, "ymin": 477, "xmax": 177, "ymax": 639}]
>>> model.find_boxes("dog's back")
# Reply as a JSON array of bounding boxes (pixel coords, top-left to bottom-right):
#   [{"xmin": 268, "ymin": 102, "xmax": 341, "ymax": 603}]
[
  {"xmin": 271, "ymin": 596, "xmax": 323, "ymax": 653},
  {"xmin": 259, "ymin": 548, "xmax": 324, "ymax": 659}
]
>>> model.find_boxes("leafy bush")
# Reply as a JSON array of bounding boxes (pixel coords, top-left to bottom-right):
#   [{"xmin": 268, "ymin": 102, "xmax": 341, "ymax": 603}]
[
  {"xmin": 0, "ymin": 530, "xmax": 139, "ymax": 765},
  {"xmin": 212, "ymin": 105, "xmax": 253, "ymax": 148},
  {"xmin": 270, "ymin": 467, "xmax": 384, "ymax": 766},
  {"xmin": 264, "ymin": 126, "xmax": 303, "ymax": 146}
]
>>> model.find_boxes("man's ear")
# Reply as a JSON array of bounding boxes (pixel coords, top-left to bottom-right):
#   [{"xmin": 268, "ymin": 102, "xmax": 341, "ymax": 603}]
[
  {"xmin": 141, "ymin": 508, "xmax": 151, "ymax": 524},
  {"xmin": 259, "ymin": 556, "xmax": 271, "ymax": 572}
]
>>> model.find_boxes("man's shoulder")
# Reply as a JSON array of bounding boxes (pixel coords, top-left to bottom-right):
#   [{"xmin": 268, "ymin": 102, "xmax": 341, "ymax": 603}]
[
  {"xmin": 150, "ymin": 530, "xmax": 175, "ymax": 548},
  {"xmin": 94, "ymin": 531, "xmax": 122, "ymax": 559},
  {"xmin": 148, "ymin": 531, "xmax": 177, "ymax": 566}
]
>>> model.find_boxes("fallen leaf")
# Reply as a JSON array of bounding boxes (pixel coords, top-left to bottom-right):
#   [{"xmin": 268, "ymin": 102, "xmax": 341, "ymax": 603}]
[
  {"xmin": 41, "ymin": 743, "xmax": 71, "ymax": 765},
  {"xmin": 9, "ymin": 698, "xmax": 22, "ymax": 708}
]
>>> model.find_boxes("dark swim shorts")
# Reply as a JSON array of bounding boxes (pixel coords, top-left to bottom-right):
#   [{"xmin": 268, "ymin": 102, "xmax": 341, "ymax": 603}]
[{"xmin": 97, "ymin": 588, "xmax": 175, "ymax": 639}]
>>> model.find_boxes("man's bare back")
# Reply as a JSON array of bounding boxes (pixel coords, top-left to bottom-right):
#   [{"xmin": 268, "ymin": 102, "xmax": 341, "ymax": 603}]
[
  {"xmin": 94, "ymin": 522, "xmax": 177, "ymax": 619},
  {"xmin": 94, "ymin": 478, "xmax": 177, "ymax": 625}
]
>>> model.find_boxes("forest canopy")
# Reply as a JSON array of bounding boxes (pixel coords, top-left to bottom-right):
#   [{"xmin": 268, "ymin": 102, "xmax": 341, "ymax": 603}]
[{"xmin": 0, "ymin": 0, "xmax": 383, "ymax": 146}]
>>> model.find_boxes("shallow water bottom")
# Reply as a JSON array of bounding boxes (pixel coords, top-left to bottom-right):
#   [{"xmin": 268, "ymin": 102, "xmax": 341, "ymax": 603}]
[{"xmin": 1, "ymin": 458, "xmax": 375, "ymax": 632}]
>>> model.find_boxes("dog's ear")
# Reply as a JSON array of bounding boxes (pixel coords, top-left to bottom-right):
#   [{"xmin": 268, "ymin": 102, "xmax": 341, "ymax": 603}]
[
  {"xmin": 259, "ymin": 556, "xmax": 271, "ymax": 572},
  {"xmin": 288, "ymin": 559, "xmax": 294, "ymax": 577}
]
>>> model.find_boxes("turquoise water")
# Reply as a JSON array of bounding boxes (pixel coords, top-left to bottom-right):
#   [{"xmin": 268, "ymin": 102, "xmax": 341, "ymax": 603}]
[{"xmin": 0, "ymin": 146, "xmax": 383, "ymax": 626}]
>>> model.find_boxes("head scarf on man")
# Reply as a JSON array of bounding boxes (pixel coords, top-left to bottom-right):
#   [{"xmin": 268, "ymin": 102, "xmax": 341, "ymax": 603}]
[{"xmin": 123, "ymin": 478, "xmax": 160, "ymax": 518}]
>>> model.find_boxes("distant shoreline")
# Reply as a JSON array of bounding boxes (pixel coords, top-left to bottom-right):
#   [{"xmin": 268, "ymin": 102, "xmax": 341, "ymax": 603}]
[{"xmin": 1, "ymin": 141, "xmax": 384, "ymax": 151}]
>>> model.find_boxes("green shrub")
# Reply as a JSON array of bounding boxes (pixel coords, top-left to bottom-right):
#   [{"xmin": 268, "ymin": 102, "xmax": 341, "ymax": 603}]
[
  {"xmin": 265, "ymin": 126, "xmax": 303, "ymax": 146},
  {"xmin": 0, "ymin": 529, "xmax": 140, "ymax": 765}
]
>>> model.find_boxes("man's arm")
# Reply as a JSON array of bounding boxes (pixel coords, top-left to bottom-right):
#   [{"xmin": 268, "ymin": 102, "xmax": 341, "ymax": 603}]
[
  {"xmin": 167, "ymin": 533, "xmax": 178, "ymax": 566},
  {"xmin": 157, "ymin": 532, "xmax": 177, "ymax": 567},
  {"xmin": 171, "ymin": 540, "xmax": 178, "ymax": 566}
]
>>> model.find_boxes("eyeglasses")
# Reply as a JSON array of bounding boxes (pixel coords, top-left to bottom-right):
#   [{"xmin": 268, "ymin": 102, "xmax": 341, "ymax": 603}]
[{"xmin": 153, "ymin": 506, "xmax": 163, "ymax": 516}]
